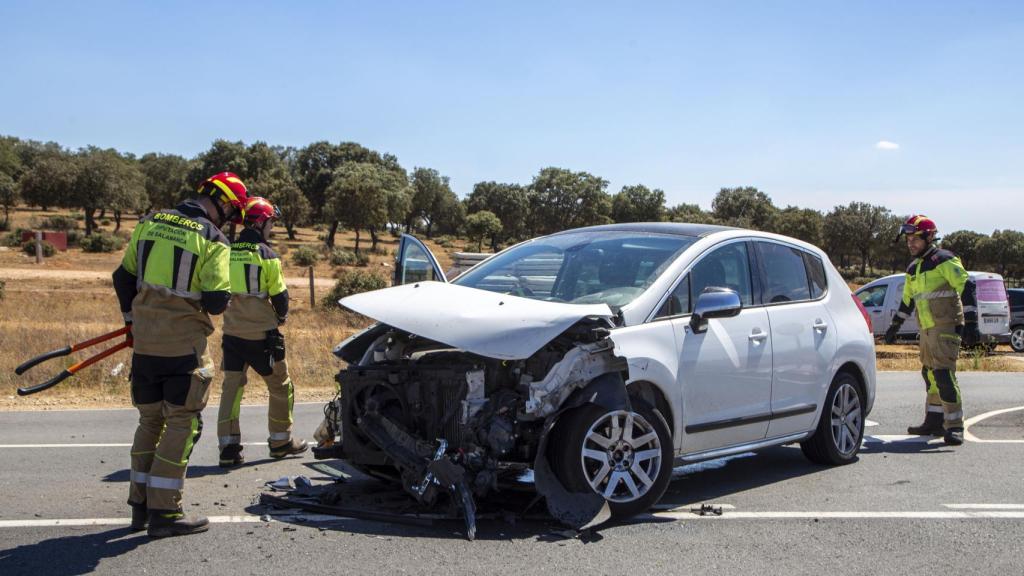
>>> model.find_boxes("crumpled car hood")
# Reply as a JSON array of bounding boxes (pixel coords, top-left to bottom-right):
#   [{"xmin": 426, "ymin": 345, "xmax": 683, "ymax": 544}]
[{"xmin": 338, "ymin": 281, "xmax": 614, "ymax": 360}]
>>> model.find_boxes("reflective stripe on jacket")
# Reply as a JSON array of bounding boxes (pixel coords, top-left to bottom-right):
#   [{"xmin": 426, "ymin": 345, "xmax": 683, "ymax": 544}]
[{"xmin": 222, "ymin": 228, "xmax": 289, "ymax": 339}]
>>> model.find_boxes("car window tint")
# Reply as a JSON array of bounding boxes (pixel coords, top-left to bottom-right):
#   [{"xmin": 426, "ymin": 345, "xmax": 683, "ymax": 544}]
[
  {"xmin": 757, "ymin": 242, "xmax": 811, "ymax": 303},
  {"xmin": 691, "ymin": 243, "xmax": 753, "ymax": 306},
  {"xmin": 401, "ymin": 241, "xmax": 441, "ymax": 283},
  {"xmin": 656, "ymin": 275, "xmax": 690, "ymax": 318},
  {"xmin": 857, "ymin": 285, "xmax": 888, "ymax": 308},
  {"xmin": 802, "ymin": 252, "xmax": 827, "ymax": 298}
]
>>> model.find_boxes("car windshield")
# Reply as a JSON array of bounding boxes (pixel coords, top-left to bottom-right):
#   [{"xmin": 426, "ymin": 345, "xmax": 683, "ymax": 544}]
[{"xmin": 453, "ymin": 231, "xmax": 696, "ymax": 310}]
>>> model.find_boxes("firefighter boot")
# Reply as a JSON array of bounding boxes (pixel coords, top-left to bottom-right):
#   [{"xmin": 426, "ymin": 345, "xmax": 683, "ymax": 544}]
[
  {"xmin": 269, "ymin": 437, "xmax": 309, "ymax": 459},
  {"xmin": 129, "ymin": 502, "xmax": 148, "ymax": 532},
  {"xmin": 907, "ymin": 411, "xmax": 945, "ymax": 436},
  {"xmin": 147, "ymin": 511, "xmax": 210, "ymax": 538},
  {"xmin": 944, "ymin": 427, "xmax": 964, "ymax": 446},
  {"xmin": 219, "ymin": 444, "xmax": 244, "ymax": 468}
]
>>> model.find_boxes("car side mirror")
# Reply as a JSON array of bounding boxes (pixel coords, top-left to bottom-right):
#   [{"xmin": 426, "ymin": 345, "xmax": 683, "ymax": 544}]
[{"xmin": 689, "ymin": 287, "xmax": 743, "ymax": 334}]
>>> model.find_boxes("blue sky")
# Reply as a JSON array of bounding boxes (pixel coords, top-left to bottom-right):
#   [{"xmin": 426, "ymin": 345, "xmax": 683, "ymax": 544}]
[{"xmin": 1, "ymin": 1, "xmax": 1021, "ymax": 233}]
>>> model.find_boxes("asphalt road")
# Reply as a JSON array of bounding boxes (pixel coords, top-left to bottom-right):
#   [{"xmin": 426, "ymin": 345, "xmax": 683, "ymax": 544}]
[{"xmin": 1, "ymin": 372, "xmax": 1023, "ymax": 575}]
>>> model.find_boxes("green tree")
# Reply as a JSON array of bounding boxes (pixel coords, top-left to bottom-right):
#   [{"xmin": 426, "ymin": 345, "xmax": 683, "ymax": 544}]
[
  {"xmin": 72, "ymin": 147, "xmax": 145, "ymax": 235},
  {"xmin": 408, "ymin": 167, "xmax": 457, "ymax": 237},
  {"xmin": 711, "ymin": 187, "xmax": 777, "ymax": 230},
  {"xmin": 465, "ymin": 211, "xmax": 503, "ymax": 252},
  {"xmin": 827, "ymin": 202, "xmax": 891, "ymax": 276},
  {"xmin": 0, "ymin": 136, "xmax": 24, "ymax": 180},
  {"xmin": 0, "ymin": 172, "xmax": 19, "ymax": 227},
  {"xmin": 942, "ymin": 230, "xmax": 986, "ymax": 270},
  {"xmin": 465, "ymin": 181, "xmax": 529, "ymax": 250},
  {"xmin": 666, "ymin": 202, "xmax": 717, "ymax": 224},
  {"xmin": 324, "ymin": 162, "xmax": 399, "ymax": 252},
  {"xmin": 977, "ymin": 230, "xmax": 1024, "ymax": 278},
  {"xmin": 385, "ymin": 186, "xmax": 412, "ymax": 234},
  {"xmin": 139, "ymin": 152, "xmax": 189, "ymax": 211},
  {"xmin": 527, "ymin": 167, "xmax": 611, "ymax": 236},
  {"xmin": 611, "ymin": 184, "xmax": 666, "ymax": 223},
  {"xmin": 771, "ymin": 206, "xmax": 824, "ymax": 246},
  {"xmin": 18, "ymin": 150, "xmax": 77, "ymax": 211}
]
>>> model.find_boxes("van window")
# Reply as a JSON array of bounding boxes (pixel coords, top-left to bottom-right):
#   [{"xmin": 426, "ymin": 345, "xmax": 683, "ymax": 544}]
[
  {"xmin": 976, "ymin": 279, "xmax": 1008, "ymax": 303},
  {"xmin": 857, "ymin": 285, "xmax": 887, "ymax": 308},
  {"xmin": 691, "ymin": 243, "xmax": 753, "ymax": 306},
  {"xmin": 756, "ymin": 242, "xmax": 810, "ymax": 303}
]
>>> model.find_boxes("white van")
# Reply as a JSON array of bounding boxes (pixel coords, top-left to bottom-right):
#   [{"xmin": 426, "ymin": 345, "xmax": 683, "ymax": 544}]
[{"xmin": 855, "ymin": 271, "xmax": 1011, "ymax": 344}]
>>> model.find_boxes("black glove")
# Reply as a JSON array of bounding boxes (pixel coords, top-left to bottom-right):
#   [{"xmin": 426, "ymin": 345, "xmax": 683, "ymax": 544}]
[
  {"xmin": 884, "ymin": 320, "xmax": 902, "ymax": 345},
  {"xmin": 960, "ymin": 322, "xmax": 981, "ymax": 348},
  {"xmin": 265, "ymin": 329, "xmax": 286, "ymax": 362}
]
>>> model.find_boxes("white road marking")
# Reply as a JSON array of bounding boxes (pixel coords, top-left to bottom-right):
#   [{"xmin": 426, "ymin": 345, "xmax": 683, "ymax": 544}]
[
  {"xmin": 652, "ymin": 503, "xmax": 736, "ymax": 512},
  {"xmin": 0, "ymin": 402, "xmax": 326, "ymax": 415},
  {"xmin": 653, "ymin": 510, "xmax": 1024, "ymax": 520},
  {"xmin": 0, "ymin": 441, "xmax": 273, "ymax": 449},
  {"xmin": 944, "ymin": 504, "xmax": 1024, "ymax": 510},
  {"xmin": 863, "ymin": 435, "xmax": 942, "ymax": 444},
  {"xmin": 865, "ymin": 419, "xmax": 880, "ymax": 427},
  {"xmin": 963, "ymin": 405, "xmax": 1024, "ymax": 444},
  {"xmin": 0, "ymin": 513, "xmax": 351, "ymax": 529}
]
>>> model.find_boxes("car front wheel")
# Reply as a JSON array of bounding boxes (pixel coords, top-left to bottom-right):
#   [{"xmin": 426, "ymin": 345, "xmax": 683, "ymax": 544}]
[
  {"xmin": 552, "ymin": 400, "xmax": 673, "ymax": 518},
  {"xmin": 800, "ymin": 372, "xmax": 864, "ymax": 465},
  {"xmin": 1010, "ymin": 326, "xmax": 1024, "ymax": 353}
]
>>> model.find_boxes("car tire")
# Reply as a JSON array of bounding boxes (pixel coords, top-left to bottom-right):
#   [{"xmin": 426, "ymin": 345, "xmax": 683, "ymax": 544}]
[
  {"xmin": 1010, "ymin": 326, "xmax": 1024, "ymax": 353},
  {"xmin": 551, "ymin": 399, "xmax": 673, "ymax": 518},
  {"xmin": 800, "ymin": 372, "xmax": 864, "ymax": 466}
]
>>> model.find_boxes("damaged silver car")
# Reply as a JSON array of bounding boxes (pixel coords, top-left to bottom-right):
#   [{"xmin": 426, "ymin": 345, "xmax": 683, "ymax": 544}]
[{"xmin": 315, "ymin": 223, "xmax": 877, "ymax": 538}]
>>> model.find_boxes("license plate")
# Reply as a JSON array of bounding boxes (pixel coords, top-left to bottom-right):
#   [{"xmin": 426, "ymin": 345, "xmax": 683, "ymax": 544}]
[{"xmin": 983, "ymin": 317, "xmax": 1001, "ymax": 324}]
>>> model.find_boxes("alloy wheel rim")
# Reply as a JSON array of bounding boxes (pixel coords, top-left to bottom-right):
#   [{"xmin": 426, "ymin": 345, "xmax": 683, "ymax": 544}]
[
  {"xmin": 830, "ymin": 383, "xmax": 862, "ymax": 456},
  {"xmin": 581, "ymin": 410, "xmax": 662, "ymax": 503},
  {"xmin": 1012, "ymin": 328, "xmax": 1024, "ymax": 351}
]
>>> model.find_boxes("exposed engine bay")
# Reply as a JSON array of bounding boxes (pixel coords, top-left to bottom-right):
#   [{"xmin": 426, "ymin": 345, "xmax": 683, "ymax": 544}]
[{"xmin": 315, "ymin": 317, "xmax": 628, "ymax": 540}]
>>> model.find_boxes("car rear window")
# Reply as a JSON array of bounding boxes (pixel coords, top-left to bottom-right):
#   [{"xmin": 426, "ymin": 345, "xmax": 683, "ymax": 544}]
[
  {"xmin": 976, "ymin": 279, "xmax": 1007, "ymax": 302},
  {"xmin": 802, "ymin": 252, "xmax": 828, "ymax": 298}
]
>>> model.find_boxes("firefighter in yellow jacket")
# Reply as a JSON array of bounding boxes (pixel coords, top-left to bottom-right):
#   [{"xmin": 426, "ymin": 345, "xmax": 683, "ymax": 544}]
[
  {"xmin": 884, "ymin": 215, "xmax": 979, "ymax": 446},
  {"xmin": 112, "ymin": 172, "xmax": 248, "ymax": 537},
  {"xmin": 217, "ymin": 197, "xmax": 308, "ymax": 468}
]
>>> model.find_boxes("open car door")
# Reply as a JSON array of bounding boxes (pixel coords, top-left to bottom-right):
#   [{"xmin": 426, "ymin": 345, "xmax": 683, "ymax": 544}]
[{"xmin": 394, "ymin": 234, "xmax": 447, "ymax": 286}]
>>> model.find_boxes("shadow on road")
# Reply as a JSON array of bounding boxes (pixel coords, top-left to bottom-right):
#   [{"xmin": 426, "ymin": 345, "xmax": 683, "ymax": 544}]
[
  {"xmin": 0, "ymin": 527, "xmax": 146, "ymax": 576},
  {"xmin": 102, "ymin": 458, "xmax": 281, "ymax": 483}
]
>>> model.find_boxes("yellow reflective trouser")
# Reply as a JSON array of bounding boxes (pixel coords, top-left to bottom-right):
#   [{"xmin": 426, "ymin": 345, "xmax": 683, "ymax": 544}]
[
  {"xmin": 919, "ymin": 327, "xmax": 964, "ymax": 429},
  {"xmin": 216, "ymin": 358, "xmax": 294, "ymax": 448},
  {"xmin": 129, "ymin": 340, "xmax": 213, "ymax": 512}
]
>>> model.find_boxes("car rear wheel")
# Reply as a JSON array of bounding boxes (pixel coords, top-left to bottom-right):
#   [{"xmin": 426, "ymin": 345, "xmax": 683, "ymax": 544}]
[
  {"xmin": 801, "ymin": 372, "xmax": 864, "ymax": 465},
  {"xmin": 552, "ymin": 400, "xmax": 673, "ymax": 518},
  {"xmin": 1010, "ymin": 326, "xmax": 1024, "ymax": 353}
]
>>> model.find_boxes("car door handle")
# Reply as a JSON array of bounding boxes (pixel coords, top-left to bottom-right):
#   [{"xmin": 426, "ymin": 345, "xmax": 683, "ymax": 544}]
[
  {"xmin": 749, "ymin": 329, "xmax": 768, "ymax": 342},
  {"xmin": 813, "ymin": 320, "xmax": 828, "ymax": 332}
]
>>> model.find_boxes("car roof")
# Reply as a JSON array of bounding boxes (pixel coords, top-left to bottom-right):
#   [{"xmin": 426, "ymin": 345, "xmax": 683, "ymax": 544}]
[{"xmin": 549, "ymin": 222, "xmax": 735, "ymax": 238}]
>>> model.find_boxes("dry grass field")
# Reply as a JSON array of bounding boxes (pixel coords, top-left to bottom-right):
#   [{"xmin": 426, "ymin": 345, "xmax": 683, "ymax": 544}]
[{"xmin": 1, "ymin": 206, "xmax": 1021, "ymax": 411}]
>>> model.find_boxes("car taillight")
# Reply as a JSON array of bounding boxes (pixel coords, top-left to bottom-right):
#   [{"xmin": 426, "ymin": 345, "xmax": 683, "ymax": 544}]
[{"xmin": 852, "ymin": 294, "xmax": 872, "ymax": 333}]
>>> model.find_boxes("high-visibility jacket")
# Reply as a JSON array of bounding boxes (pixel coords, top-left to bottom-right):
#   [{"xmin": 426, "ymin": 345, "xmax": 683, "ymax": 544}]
[
  {"xmin": 222, "ymin": 227, "xmax": 289, "ymax": 340},
  {"xmin": 895, "ymin": 245, "xmax": 974, "ymax": 330},
  {"xmin": 112, "ymin": 200, "xmax": 232, "ymax": 356}
]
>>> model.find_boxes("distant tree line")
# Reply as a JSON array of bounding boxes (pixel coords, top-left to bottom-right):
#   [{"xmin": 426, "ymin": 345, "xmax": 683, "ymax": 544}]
[{"xmin": 1, "ymin": 135, "xmax": 1022, "ymax": 283}]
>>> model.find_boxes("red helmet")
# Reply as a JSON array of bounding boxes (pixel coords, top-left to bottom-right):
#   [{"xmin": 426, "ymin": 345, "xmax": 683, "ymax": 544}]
[
  {"xmin": 900, "ymin": 215, "xmax": 938, "ymax": 241},
  {"xmin": 197, "ymin": 172, "xmax": 249, "ymax": 224},
  {"xmin": 243, "ymin": 197, "xmax": 281, "ymax": 227}
]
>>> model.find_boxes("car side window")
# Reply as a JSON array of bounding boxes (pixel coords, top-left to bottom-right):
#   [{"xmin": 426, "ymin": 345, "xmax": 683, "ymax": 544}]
[
  {"xmin": 656, "ymin": 275, "xmax": 691, "ymax": 318},
  {"xmin": 802, "ymin": 252, "xmax": 828, "ymax": 298},
  {"xmin": 857, "ymin": 285, "xmax": 888, "ymax": 308},
  {"xmin": 691, "ymin": 243, "xmax": 753, "ymax": 306},
  {"xmin": 756, "ymin": 242, "xmax": 811, "ymax": 303}
]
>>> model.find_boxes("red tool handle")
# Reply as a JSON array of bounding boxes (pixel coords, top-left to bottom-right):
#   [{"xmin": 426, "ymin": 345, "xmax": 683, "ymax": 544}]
[
  {"xmin": 16, "ymin": 341, "xmax": 131, "ymax": 396},
  {"xmin": 15, "ymin": 326, "xmax": 130, "ymax": 375}
]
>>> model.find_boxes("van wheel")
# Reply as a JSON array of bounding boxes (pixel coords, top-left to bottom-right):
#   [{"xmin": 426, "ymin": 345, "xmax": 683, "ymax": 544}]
[
  {"xmin": 1010, "ymin": 326, "xmax": 1024, "ymax": 353},
  {"xmin": 551, "ymin": 400, "xmax": 673, "ymax": 518},
  {"xmin": 801, "ymin": 372, "xmax": 864, "ymax": 465}
]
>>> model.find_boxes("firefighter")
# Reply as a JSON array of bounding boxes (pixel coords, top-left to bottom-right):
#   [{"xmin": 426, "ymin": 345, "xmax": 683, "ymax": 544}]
[
  {"xmin": 112, "ymin": 172, "xmax": 247, "ymax": 537},
  {"xmin": 884, "ymin": 215, "xmax": 978, "ymax": 446},
  {"xmin": 216, "ymin": 197, "xmax": 308, "ymax": 468}
]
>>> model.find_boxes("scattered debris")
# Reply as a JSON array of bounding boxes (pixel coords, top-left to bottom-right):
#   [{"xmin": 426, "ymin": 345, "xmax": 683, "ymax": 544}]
[{"xmin": 691, "ymin": 503, "xmax": 723, "ymax": 517}]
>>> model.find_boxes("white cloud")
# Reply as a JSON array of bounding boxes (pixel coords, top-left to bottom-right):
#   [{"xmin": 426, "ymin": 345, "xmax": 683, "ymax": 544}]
[{"xmin": 875, "ymin": 140, "xmax": 900, "ymax": 150}]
